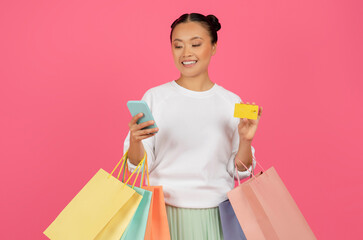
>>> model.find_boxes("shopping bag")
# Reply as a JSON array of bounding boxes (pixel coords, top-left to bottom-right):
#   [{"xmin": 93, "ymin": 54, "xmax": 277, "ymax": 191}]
[
  {"xmin": 141, "ymin": 155, "xmax": 171, "ymax": 240},
  {"xmin": 219, "ymin": 199, "xmax": 247, "ymax": 240},
  {"xmin": 43, "ymin": 152, "xmax": 144, "ymax": 240},
  {"xmin": 142, "ymin": 186, "xmax": 170, "ymax": 240},
  {"xmin": 219, "ymin": 161, "xmax": 247, "ymax": 240},
  {"xmin": 228, "ymin": 158, "xmax": 317, "ymax": 240},
  {"xmin": 121, "ymin": 151, "xmax": 153, "ymax": 240}
]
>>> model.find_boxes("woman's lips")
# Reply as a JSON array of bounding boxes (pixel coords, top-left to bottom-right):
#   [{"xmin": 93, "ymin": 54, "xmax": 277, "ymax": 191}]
[{"xmin": 182, "ymin": 60, "xmax": 198, "ymax": 68}]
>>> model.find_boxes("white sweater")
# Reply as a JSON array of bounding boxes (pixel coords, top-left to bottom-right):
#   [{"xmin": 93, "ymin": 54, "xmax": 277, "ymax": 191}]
[{"xmin": 123, "ymin": 80, "xmax": 256, "ymax": 208}]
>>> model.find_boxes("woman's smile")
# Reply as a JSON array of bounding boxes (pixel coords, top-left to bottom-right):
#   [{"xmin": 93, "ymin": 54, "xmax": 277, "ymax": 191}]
[{"xmin": 182, "ymin": 60, "xmax": 198, "ymax": 67}]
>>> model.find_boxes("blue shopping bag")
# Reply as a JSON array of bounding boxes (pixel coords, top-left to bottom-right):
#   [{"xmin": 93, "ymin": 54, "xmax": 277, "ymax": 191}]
[
  {"xmin": 219, "ymin": 161, "xmax": 248, "ymax": 240},
  {"xmin": 121, "ymin": 186, "xmax": 152, "ymax": 240},
  {"xmin": 219, "ymin": 199, "xmax": 247, "ymax": 240},
  {"xmin": 120, "ymin": 151, "xmax": 152, "ymax": 240}
]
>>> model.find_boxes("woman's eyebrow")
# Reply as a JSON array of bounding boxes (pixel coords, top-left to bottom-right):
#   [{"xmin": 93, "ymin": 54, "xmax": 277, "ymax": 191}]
[{"xmin": 173, "ymin": 36, "xmax": 204, "ymax": 42}]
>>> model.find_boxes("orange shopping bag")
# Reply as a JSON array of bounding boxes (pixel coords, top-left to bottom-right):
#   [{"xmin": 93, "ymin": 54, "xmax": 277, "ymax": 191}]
[
  {"xmin": 125, "ymin": 155, "xmax": 171, "ymax": 240},
  {"xmin": 143, "ymin": 185, "xmax": 170, "ymax": 240},
  {"xmin": 228, "ymin": 158, "xmax": 316, "ymax": 240}
]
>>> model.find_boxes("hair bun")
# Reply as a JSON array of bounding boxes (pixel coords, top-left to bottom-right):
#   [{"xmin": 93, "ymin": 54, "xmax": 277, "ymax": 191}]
[{"xmin": 206, "ymin": 14, "xmax": 221, "ymax": 31}]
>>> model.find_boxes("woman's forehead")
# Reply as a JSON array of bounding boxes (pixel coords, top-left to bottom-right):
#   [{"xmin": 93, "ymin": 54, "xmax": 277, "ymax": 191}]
[{"xmin": 172, "ymin": 22, "xmax": 210, "ymax": 41}]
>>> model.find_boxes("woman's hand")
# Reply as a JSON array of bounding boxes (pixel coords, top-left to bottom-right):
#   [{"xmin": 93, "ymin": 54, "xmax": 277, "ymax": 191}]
[
  {"xmin": 128, "ymin": 113, "xmax": 159, "ymax": 143},
  {"xmin": 237, "ymin": 101, "xmax": 263, "ymax": 142}
]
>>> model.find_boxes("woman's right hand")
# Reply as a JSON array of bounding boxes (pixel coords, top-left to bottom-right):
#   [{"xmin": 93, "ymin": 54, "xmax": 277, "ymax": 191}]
[{"xmin": 128, "ymin": 113, "xmax": 159, "ymax": 143}]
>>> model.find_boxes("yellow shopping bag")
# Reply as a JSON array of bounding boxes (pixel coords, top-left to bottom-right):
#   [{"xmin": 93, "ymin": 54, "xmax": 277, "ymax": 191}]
[{"xmin": 44, "ymin": 152, "xmax": 146, "ymax": 240}]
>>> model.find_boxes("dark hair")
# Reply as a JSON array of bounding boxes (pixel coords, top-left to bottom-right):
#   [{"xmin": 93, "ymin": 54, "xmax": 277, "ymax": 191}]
[{"xmin": 170, "ymin": 13, "xmax": 221, "ymax": 44}]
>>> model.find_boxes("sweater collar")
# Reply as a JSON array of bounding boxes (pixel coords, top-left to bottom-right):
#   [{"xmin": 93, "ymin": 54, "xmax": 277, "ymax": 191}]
[{"xmin": 170, "ymin": 80, "xmax": 218, "ymax": 98}]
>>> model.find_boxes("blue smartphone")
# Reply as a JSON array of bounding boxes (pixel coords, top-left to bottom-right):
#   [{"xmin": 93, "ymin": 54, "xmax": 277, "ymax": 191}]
[{"xmin": 127, "ymin": 100, "xmax": 158, "ymax": 130}]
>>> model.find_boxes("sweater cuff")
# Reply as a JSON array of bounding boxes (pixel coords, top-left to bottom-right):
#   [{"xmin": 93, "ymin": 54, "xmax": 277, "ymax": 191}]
[
  {"xmin": 234, "ymin": 145, "xmax": 256, "ymax": 179},
  {"xmin": 127, "ymin": 160, "xmax": 139, "ymax": 173},
  {"xmin": 235, "ymin": 157, "xmax": 256, "ymax": 179},
  {"xmin": 127, "ymin": 142, "xmax": 154, "ymax": 173}
]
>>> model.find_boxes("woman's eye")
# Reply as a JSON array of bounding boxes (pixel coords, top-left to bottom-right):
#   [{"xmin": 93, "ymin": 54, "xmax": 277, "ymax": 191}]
[
  {"xmin": 174, "ymin": 46, "xmax": 182, "ymax": 49},
  {"xmin": 192, "ymin": 44, "xmax": 201, "ymax": 47}
]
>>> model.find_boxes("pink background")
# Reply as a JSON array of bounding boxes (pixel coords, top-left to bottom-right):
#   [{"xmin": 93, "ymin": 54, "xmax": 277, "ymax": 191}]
[{"xmin": 1, "ymin": 0, "xmax": 362, "ymax": 239}]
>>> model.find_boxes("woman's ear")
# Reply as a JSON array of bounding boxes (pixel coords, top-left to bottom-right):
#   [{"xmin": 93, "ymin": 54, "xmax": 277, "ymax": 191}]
[{"xmin": 212, "ymin": 43, "xmax": 217, "ymax": 55}]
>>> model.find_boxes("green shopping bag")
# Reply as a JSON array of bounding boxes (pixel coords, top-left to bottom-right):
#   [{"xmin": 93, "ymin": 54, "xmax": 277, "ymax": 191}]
[{"xmin": 121, "ymin": 151, "xmax": 152, "ymax": 240}]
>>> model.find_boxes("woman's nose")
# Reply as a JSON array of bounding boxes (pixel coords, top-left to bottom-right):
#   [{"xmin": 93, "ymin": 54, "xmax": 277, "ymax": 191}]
[{"xmin": 182, "ymin": 46, "xmax": 193, "ymax": 57}]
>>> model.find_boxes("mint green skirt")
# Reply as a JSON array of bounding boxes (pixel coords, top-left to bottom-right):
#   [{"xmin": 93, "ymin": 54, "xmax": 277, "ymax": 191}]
[{"xmin": 166, "ymin": 205, "xmax": 224, "ymax": 240}]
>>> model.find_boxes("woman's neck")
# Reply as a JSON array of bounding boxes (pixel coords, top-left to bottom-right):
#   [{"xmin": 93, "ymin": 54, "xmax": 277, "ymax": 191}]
[{"xmin": 175, "ymin": 73, "xmax": 214, "ymax": 92}]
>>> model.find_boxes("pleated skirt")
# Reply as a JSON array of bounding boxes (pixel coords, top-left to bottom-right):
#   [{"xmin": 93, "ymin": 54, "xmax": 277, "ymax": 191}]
[{"xmin": 165, "ymin": 204, "xmax": 224, "ymax": 240}]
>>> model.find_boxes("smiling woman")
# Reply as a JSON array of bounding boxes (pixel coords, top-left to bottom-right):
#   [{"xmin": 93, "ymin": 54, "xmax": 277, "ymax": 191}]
[
  {"xmin": 171, "ymin": 21, "xmax": 216, "ymax": 80},
  {"xmin": 170, "ymin": 14, "xmax": 220, "ymax": 90},
  {"xmin": 124, "ymin": 13, "xmax": 261, "ymax": 240}
]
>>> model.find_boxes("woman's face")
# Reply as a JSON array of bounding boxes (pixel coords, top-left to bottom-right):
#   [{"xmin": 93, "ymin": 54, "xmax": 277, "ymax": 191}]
[{"xmin": 171, "ymin": 21, "xmax": 217, "ymax": 78}]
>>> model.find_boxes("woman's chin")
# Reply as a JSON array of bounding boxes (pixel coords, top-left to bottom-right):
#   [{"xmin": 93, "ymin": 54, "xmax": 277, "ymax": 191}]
[
  {"xmin": 179, "ymin": 69, "xmax": 208, "ymax": 78},
  {"xmin": 180, "ymin": 72, "xmax": 201, "ymax": 78}
]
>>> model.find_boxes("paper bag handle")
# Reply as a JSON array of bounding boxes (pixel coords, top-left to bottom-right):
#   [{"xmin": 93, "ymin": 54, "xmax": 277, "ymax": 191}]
[
  {"xmin": 115, "ymin": 150, "xmax": 150, "ymax": 188},
  {"xmin": 108, "ymin": 150, "xmax": 146, "ymax": 188},
  {"xmin": 140, "ymin": 154, "xmax": 150, "ymax": 188},
  {"xmin": 235, "ymin": 155, "xmax": 265, "ymax": 185}
]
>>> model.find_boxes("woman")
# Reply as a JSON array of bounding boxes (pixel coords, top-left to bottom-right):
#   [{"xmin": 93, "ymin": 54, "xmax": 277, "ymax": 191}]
[{"xmin": 123, "ymin": 13, "xmax": 262, "ymax": 239}]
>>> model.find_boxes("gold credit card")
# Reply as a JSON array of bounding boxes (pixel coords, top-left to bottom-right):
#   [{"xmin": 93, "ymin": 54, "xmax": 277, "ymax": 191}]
[{"xmin": 234, "ymin": 103, "xmax": 259, "ymax": 120}]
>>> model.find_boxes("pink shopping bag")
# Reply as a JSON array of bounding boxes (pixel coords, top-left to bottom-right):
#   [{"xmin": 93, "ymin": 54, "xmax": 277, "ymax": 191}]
[{"xmin": 228, "ymin": 159, "xmax": 316, "ymax": 240}]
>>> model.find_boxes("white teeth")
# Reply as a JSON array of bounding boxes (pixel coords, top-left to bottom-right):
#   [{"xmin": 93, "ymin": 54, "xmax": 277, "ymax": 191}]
[{"xmin": 182, "ymin": 61, "xmax": 197, "ymax": 65}]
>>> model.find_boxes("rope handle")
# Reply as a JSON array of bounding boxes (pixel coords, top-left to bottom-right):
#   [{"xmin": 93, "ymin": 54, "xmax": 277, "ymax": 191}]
[
  {"xmin": 139, "ymin": 153, "xmax": 150, "ymax": 188},
  {"xmin": 108, "ymin": 150, "xmax": 146, "ymax": 188},
  {"xmin": 235, "ymin": 155, "xmax": 265, "ymax": 185}
]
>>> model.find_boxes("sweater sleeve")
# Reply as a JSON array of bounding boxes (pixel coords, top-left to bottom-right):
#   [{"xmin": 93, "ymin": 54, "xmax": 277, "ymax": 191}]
[
  {"xmin": 227, "ymin": 126, "xmax": 257, "ymax": 179},
  {"xmin": 123, "ymin": 90, "xmax": 156, "ymax": 173}
]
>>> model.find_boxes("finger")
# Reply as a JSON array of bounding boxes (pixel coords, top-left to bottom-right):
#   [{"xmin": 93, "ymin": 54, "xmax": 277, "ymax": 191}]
[
  {"xmin": 238, "ymin": 118, "xmax": 243, "ymax": 127},
  {"xmin": 256, "ymin": 106, "xmax": 263, "ymax": 120},
  {"xmin": 259, "ymin": 106, "xmax": 263, "ymax": 116},
  {"xmin": 252, "ymin": 102, "xmax": 256, "ymax": 105},
  {"xmin": 239, "ymin": 118, "xmax": 247, "ymax": 124},
  {"xmin": 240, "ymin": 118, "xmax": 247, "ymax": 122},
  {"xmin": 136, "ymin": 127, "xmax": 159, "ymax": 136},
  {"xmin": 137, "ymin": 132, "xmax": 157, "ymax": 141},
  {"xmin": 130, "ymin": 113, "xmax": 144, "ymax": 126},
  {"xmin": 131, "ymin": 128, "xmax": 157, "ymax": 140},
  {"xmin": 246, "ymin": 102, "xmax": 250, "ymax": 105},
  {"xmin": 130, "ymin": 119, "xmax": 154, "ymax": 131},
  {"xmin": 134, "ymin": 120, "xmax": 156, "ymax": 131}
]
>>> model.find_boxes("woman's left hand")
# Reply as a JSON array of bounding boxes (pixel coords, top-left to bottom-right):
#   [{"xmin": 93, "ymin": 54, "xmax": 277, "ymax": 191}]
[{"xmin": 238, "ymin": 101, "xmax": 263, "ymax": 142}]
